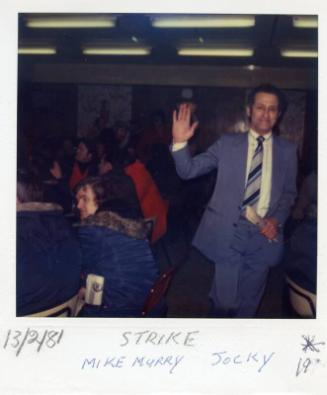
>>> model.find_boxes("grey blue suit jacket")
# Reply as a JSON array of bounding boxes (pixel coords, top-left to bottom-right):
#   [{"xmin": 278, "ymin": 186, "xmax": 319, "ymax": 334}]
[{"xmin": 172, "ymin": 132, "xmax": 297, "ymax": 263}]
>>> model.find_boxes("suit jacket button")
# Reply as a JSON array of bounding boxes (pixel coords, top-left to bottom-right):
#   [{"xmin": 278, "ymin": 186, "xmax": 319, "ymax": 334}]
[{"xmin": 233, "ymin": 223, "xmax": 237, "ymax": 227}]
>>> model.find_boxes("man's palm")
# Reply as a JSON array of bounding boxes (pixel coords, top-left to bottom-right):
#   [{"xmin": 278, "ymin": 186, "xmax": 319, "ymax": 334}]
[{"xmin": 172, "ymin": 103, "xmax": 199, "ymax": 143}]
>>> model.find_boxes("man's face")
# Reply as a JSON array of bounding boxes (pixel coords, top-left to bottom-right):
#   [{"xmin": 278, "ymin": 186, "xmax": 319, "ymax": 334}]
[
  {"xmin": 76, "ymin": 185, "xmax": 98, "ymax": 219},
  {"xmin": 75, "ymin": 142, "xmax": 92, "ymax": 163},
  {"xmin": 247, "ymin": 92, "xmax": 280, "ymax": 135}
]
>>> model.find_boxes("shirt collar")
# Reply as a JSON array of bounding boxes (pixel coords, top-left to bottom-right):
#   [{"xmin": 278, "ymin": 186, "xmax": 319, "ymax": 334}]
[{"xmin": 249, "ymin": 128, "xmax": 272, "ymax": 142}]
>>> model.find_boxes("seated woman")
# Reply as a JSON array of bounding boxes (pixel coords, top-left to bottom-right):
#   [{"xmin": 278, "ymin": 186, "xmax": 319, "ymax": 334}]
[
  {"xmin": 16, "ymin": 173, "xmax": 82, "ymax": 316},
  {"xmin": 75, "ymin": 176, "xmax": 161, "ymax": 317}
]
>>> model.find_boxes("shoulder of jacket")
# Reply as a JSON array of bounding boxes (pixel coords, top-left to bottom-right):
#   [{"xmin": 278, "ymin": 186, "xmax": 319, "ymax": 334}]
[
  {"xmin": 218, "ymin": 131, "xmax": 247, "ymax": 144},
  {"xmin": 77, "ymin": 210, "xmax": 148, "ymax": 239},
  {"xmin": 274, "ymin": 135, "xmax": 297, "ymax": 150}
]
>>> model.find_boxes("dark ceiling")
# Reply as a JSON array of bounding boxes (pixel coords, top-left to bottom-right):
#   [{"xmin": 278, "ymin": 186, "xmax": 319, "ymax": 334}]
[{"xmin": 18, "ymin": 13, "xmax": 318, "ymax": 69}]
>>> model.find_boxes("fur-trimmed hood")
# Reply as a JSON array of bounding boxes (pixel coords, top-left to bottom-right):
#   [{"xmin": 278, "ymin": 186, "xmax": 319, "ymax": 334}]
[
  {"xmin": 77, "ymin": 210, "xmax": 148, "ymax": 240},
  {"xmin": 17, "ymin": 202, "xmax": 63, "ymax": 212}
]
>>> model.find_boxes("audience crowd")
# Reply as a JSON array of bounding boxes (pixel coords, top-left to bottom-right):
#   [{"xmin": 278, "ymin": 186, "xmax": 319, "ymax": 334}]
[
  {"xmin": 16, "ymin": 104, "xmax": 316, "ymax": 318},
  {"xmin": 16, "ymin": 110, "xmax": 185, "ymax": 317}
]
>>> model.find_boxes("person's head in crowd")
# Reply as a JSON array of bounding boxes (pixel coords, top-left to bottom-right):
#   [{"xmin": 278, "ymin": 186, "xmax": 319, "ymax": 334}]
[
  {"xmin": 100, "ymin": 171, "xmax": 143, "ymax": 219},
  {"xmin": 75, "ymin": 172, "xmax": 139, "ymax": 220},
  {"xmin": 246, "ymin": 83, "xmax": 288, "ymax": 135},
  {"xmin": 75, "ymin": 139, "xmax": 97, "ymax": 164},
  {"xmin": 98, "ymin": 141, "xmax": 136, "ymax": 176},
  {"xmin": 113, "ymin": 121, "xmax": 130, "ymax": 148},
  {"xmin": 75, "ymin": 173, "xmax": 142, "ymax": 220},
  {"xmin": 17, "ymin": 172, "xmax": 44, "ymax": 204},
  {"xmin": 98, "ymin": 155, "xmax": 113, "ymax": 176},
  {"xmin": 27, "ymin": 147, "xmax": 55, "ymax": 182},
  {"xmin": 75, "ymin": 177, "xmax": 105, "ymax": 220}
]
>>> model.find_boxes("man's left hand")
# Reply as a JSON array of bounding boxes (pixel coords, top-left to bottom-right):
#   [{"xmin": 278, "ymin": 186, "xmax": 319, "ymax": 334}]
[{"xmin": 260, "ymin": 217, "xmax": 279, "ymax": 241}]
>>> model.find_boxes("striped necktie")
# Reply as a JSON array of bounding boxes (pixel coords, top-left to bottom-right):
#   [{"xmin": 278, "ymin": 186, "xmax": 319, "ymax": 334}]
[{"xmin": 242, "ymin": 136, "xmax": 265, "ymax": 211}]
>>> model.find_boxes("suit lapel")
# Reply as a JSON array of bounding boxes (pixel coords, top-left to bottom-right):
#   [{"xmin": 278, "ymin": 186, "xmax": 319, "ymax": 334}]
[{"xmin": 231, "ymin": 132, "xmax": 249, "ymax": 201}]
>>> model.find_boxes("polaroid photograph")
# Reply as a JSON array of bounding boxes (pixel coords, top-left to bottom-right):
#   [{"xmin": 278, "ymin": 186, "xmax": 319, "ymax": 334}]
[{"xmin": 1, "ymin": 0, "xmax": 326, "ymax": 394}]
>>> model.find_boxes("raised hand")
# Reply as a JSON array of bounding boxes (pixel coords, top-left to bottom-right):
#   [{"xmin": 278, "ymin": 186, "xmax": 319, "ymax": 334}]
[
  {"xmin": 172, "ymin": 103, "xmax": 199, "ymax": 143},
  {"xmin": 50, "ymin": 160, "xmax": 62, "ymax": 180}
]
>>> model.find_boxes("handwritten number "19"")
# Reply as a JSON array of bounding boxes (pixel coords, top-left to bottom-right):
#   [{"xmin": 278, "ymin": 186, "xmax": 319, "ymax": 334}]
[{"xmin": 296, "ymin": 357, "xmax": 311, "ymax": 377}]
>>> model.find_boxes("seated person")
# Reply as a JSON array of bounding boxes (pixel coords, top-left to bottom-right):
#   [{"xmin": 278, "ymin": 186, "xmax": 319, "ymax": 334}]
[
  {"xmin": 16, "ymin": 173, "xmax": 82, "ymax": 316},
  {"xmin": 107, "ymin": 150, "xmax": 169, "ymax": 243},
  {"xmin": 75, "ymin": 176, "xmax": 162, "ymax": 317},
  {"xmin": 100, "ymin": 146, "xmax": 168, "ymax": 243},
  {"xmin": 27, "ymin": 148, "xmax": 73, "ymax": 214},
  {"xmin": 285, "ymin": 170, "xmax": 317, "ymax": 296},
  {"xmin": 98, "ymin": 153, "xmax": 143, "ymax": 220},
  {"xmin": 69, "ymin": 139, "xmax": 98, "ymax": 190},
  {"xmin": 124, "ymin": 154, "xmax": 169, "ymax": 243},
  {"xmin": 112, "ymin": 120, "xmax": 132, "ymax": 150}
]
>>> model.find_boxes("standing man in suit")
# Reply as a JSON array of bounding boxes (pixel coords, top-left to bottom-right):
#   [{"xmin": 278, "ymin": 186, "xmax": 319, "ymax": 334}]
[{"xmin": 171, "ymin": 84, "xmax": 297, "ymax": 318}]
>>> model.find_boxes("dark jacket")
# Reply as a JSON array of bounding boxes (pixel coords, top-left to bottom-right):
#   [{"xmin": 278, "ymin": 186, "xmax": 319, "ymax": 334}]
[
  {"xmin": 101, "ymin": 169, "xmax": 143, "ymax": 220},
  {"xmin": 16, "ymin": 202, "xmax": 82, "ymax": 316},
  {"xmin": 76, "ymin": 210, "xmax": 159, "ymax": 317}
]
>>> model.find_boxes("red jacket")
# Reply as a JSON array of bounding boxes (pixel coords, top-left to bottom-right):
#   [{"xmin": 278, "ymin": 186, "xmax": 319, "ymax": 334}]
[
  {"xmin": 69, "ymin": 162, "xmax": 89, "ymax": 190},
  {"xmin": 125, "ymin": 160, "xmax": 168, "ymax": 243}
]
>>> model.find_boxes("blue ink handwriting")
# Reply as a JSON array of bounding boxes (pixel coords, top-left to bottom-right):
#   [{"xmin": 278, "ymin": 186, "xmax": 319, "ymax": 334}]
[
  {"xmin": 81, "ymin": 354, "xmax": 184, "ymax": 374},
  {"xmin": 211, "ymin": 351, "xmax": 275, "ymax": 373},
  {"xmin": 82, "ymin": 356, "xmax": 126, "ymax": 370},
  {"xmin": 131, "ymin": 354, "xmax": 184, "ymax": 374}
]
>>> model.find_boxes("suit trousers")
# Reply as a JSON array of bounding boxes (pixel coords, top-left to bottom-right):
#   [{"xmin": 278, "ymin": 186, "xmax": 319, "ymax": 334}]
[{"xmin": 209, "ymin": 217, "xmax": 283, "ymax": 318}]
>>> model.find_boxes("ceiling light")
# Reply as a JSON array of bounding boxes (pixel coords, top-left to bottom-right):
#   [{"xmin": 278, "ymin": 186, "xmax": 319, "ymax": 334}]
[
  {"xmin": 281, "ymin": 48, "xmax": 318, "ymax": 58},
  {"xmin": 18, "ymin": 47, "xmax": 57, "ymax": 55},
  {"xmin": 292, "ymin": 16, "xmax": 318, "ymax": 28},
  {"xmin": 82, "ymin": 46, "xmax": 151, "ymax": 55},
  {"xmin": 151, "ymin": 15, "xmax": 255, "ymax": 28},
  {"xmin": 245, "ymin": 64, "xmax": 256, "ymax": 71},
  {"xmin": 25, "ymin": 15, "xmax": 116, "ymax": 28},
  {"xmin": 178, "ymin": 47, "xmax": 254, "ymax": 57}
]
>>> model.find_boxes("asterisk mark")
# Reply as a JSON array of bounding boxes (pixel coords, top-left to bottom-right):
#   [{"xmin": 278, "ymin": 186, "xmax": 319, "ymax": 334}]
[{"xmin": 301, "ymin": 335, "xmax": 325, "ymax": 353}]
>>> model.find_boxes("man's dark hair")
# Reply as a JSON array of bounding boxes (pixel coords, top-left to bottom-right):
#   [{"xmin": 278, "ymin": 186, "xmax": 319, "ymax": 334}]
[
  {"xmin": 74, "ymin": 176, "xmax": 107, "ymax": 208},
  {"xmin": 246, "ymin": 84, "xmax": 288, "ymax": 116},
  {"xmin": 75, "ymin": 174, "xmax": 142, "ymax": 218}
]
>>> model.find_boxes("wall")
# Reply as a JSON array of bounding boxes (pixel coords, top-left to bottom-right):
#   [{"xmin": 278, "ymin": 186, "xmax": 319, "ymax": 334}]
[{"xmin": 18, "ymin": 68, "xmax": 316, "ymax": 162}]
